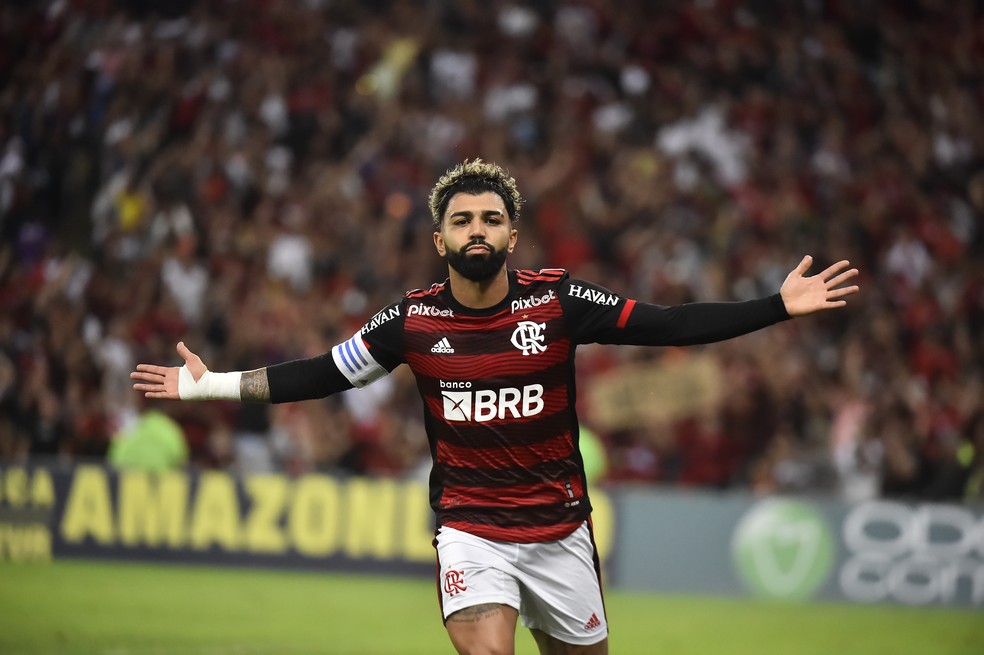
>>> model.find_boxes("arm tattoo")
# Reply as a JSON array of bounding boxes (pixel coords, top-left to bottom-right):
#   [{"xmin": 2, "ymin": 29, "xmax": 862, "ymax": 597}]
[
  {"xmin": 240, "ymin": 369, "xmax": 271, "ymax": 403},
  {"xmin": 446, "ymin": 603, "xmax": 504, "ymax": 624}
]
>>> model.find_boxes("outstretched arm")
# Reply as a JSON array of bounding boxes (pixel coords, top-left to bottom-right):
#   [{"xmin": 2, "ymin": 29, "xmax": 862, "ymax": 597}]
[
  {"xmin": 131, "ymin": 341, "xmax": 356, "ymax": 404},
  {"xmin": 130, "ymin": 342, "xmax": 270, "ymax": 402},
  {"xmin": 563, "ymin": 255, "xmax": 860, "ymax": 347},
  {"xmin": 779, "ymin": 256, "xmax": 859, "ymax": 316}
]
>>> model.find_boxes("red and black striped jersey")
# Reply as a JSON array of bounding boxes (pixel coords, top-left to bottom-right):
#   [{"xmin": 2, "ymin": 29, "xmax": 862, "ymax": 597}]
[
  {"xmin": 326, "ymin": 268, "xmax": 790, "ymax": 543},
  {"xmin": 333, "ymin": 269, "xmax": 628, "ymax": 543}
]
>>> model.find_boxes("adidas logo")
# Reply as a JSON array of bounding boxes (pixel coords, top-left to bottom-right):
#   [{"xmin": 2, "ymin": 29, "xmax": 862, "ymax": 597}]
[
  {"xmin": 430, "ymin": 337, "xmax": 455, "ymax": 354},
  {"xmin": 583, "ymin": 613, "xmax": 602, "ymax": 631}
]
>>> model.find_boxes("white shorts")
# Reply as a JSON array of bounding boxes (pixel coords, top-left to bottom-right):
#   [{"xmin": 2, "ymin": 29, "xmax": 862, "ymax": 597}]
[{"xmin": 434, "ymin": 521, "xmax": 608, "ymax": 646}]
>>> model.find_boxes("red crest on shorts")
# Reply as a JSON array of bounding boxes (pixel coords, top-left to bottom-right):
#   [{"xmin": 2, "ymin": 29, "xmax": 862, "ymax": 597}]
[{"xmin": 443, "ymin": 569, "xmax": 467, "ymax": 596}]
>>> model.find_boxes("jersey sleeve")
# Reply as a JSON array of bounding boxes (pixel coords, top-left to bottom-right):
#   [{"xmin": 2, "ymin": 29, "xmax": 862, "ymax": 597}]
[
  {"xmin": 560, "ymin": 277, "xmax": 790, "ymax": 346},
  {"xmin": 267, "ymin": 351, "xmax": 353, "ymax": 403},
  {"xmin": 333, "ymin": 300, "xmax": 406, "ymax": 387},
  {"xmin": 266, "ymin": 300, "xmax": 406, "ymax": 403}
]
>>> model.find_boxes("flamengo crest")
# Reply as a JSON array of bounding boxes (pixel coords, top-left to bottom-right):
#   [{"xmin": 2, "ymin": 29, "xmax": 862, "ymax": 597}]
[
  {"xmin": 511, "ymin": 320, "xmax": 547, "ymax": 356},
  {"xmin": 444, "ymin": 569, "xmax": 467, "ymax": 596}
]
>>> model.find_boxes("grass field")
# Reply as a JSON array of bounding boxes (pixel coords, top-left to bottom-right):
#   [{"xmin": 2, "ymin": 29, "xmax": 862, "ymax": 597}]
[{"xmin": 1, "ymin": 560, "xmax": 981, "ymax": 655}]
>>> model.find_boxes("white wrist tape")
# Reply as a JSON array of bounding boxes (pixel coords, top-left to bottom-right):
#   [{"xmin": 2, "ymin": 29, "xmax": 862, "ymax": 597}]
[{"xmin": 177, "ymin": 366, "xmax": 242, "ymax": 401}]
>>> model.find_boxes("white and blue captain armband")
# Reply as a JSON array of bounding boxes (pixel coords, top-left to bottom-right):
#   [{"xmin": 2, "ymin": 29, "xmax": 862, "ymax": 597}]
[{"xmin": 331, "ymin": 333, "xmax": 387, "ymax": 388}]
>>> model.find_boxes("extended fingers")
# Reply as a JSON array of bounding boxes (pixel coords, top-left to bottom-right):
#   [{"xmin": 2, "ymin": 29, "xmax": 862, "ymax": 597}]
[
  {"xmin": 137, "ymin": 364, "xmax": 171, "ymax": 375},
  {"xmin": 794, "ymin": 255, "xmax": 813, "ymax": 275},
  {"xmin": 134, "ymin": 364, "xmax": 171, "ymax": 377},
  {"xmin": 817, "ymin": 260, "xmax": 852, "ymax": 281},
  {"xmin": 825, "ymin": 267, "xmax": 859, "ymax": 289},
  {"xmin": 177, "ymin": 341, "xmax": 201, "ymax": 364},
  {"xmin": 131, "ymin": 368, "xmax": 170, "ymax": 390},
  {"xmin": 827, "ymin": 284, "xmax": 860, "ymax": 300}
]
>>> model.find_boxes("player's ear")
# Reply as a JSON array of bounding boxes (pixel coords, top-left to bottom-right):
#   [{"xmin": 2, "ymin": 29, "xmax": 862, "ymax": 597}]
[
  {"xmin": 433, "ymin": 230, "xmax": 446, "ymax": 256},
  {"xmin": 507, "ymin": 227, "xmax": 518, "ymax": 253}
]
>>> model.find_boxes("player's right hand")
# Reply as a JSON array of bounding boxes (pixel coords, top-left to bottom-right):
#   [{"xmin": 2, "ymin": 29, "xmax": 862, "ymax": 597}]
[{"xmin": 130, "ymin": 342, "xmax": 206, "ymax": 400}]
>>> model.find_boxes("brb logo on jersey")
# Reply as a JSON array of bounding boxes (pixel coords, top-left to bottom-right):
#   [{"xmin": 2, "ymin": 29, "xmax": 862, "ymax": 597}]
[
  {"xmin": 511, "ymin": 321, "xmax": 547, "ymax": 356},
  {"xmin": 441, "ymin": 381, "xmax": 544, "ymax": 422}
]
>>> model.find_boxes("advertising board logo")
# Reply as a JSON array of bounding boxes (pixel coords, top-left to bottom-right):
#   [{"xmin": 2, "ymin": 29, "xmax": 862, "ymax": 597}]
[
  {"xmin": 731, "ymin": 499, "xmax": 834, "ymax": 601},
  {"xmin": 838, "ymin": 502, "xmax": 984, "ymax": 606}
]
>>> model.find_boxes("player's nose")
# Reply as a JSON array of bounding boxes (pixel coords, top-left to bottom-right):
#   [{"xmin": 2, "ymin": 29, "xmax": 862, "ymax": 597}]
[{"xmin": 467, "ymin": 220, "xmax": 488, "ymax": 240}]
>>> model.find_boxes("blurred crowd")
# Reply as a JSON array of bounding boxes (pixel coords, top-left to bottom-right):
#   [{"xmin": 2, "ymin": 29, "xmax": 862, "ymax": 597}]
[{"xmin": 0, "ymin": 0, "xmax": 981, "ymax": 503}]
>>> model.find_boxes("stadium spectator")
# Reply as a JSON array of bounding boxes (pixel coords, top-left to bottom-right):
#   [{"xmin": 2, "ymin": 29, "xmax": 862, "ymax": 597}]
[{"xmin": 107, "ymin": 405, "xmax": 189, "ymax": 472}]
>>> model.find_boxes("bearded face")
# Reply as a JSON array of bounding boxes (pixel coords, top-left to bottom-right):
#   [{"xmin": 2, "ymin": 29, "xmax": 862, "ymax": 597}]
[
  {"xmin": 444, "ymin": 239, "xmax": 509, "ymax": 282},
  {"xmin": 435, "ymin": 191, "xmax": 516, "ymax": 283}
]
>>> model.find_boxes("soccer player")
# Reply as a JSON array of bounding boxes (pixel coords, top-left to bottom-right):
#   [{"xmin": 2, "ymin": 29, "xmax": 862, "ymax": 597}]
[{"xmin": 132, "ymin": 159, "xmax": 859, "ymax": 655}]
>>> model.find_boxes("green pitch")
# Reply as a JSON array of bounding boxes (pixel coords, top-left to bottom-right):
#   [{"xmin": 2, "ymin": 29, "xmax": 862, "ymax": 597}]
[{"xmin": 1, "ymin": 560, "xmax": 980, "ymax": 655}]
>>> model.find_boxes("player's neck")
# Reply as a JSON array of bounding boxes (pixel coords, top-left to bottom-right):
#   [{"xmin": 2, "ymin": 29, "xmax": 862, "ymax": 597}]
[{"xmin": 447, "ymin": 267, "xmax": 510, "ymax": 309}]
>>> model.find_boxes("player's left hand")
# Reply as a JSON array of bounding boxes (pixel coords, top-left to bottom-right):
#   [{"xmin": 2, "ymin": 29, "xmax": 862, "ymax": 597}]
[{"xmin": 780, "ymin": 255, "xmax": 859, "ymax": 316}]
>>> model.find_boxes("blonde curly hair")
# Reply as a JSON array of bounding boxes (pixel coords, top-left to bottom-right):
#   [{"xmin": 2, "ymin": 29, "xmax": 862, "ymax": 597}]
[{"xmin": 428, "ymin": 159, "xmax": 523, "ymax": 227}]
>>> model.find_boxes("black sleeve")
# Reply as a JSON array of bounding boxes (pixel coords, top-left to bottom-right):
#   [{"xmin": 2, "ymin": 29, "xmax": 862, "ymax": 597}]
[
  {"xmin": 613, "ymin": 294, "xmax": 791, "ymax": 346},
  {"xmin": 266, "ymin": 300, "xmax": 408, "ymax": 404},
  {"xmin": 266, "ymin": 353, "xmax": 353, "ymax": 404},
  {"xmin": 560, "ymin": 277, "xmax": 791, "ymax": 346}
]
